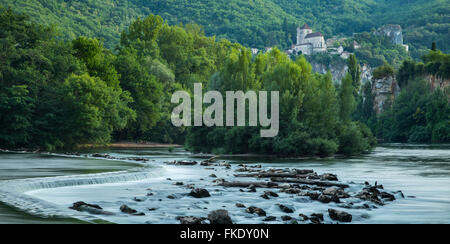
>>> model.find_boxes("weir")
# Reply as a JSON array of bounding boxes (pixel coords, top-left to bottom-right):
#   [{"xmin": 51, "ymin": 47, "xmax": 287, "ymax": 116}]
[{"xmin": 0, "ymin": 165, "xmax": 160, "ymax": 219}]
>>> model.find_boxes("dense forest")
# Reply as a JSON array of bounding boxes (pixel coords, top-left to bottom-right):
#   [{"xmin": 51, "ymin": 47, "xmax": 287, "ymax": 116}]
[
  {"xmin": 0, "ymin": 5, "xmax": 448, "ymax": 156},
  {"xmin": 0, "ymin": 0, "xmax": 448, "ymax": 59},
  {"xmin": 0, "ymin": 7, "xmax": 377, "ymax": 156}
]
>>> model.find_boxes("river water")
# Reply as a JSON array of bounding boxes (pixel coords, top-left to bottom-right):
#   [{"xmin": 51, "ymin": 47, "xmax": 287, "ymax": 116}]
[{"xmin": 0, "ymin": 144, "xmax": 449, "ymax": 224}]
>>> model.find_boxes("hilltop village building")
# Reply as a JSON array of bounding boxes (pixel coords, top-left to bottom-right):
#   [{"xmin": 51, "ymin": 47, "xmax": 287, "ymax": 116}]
[
  {"xmin": 285, "ymin": 23, "xmax": 349, "ymax": 58},
  {"xmin": 293, "ymin": 23, "xmax": 327, "ymax": 55},
  {"xmin": 256, "ymin": 24, "xmax": 347, "ymax": 58},
  {"xmin": 257, "ymin": 23, "xmax": 406, "ymax": 59}
]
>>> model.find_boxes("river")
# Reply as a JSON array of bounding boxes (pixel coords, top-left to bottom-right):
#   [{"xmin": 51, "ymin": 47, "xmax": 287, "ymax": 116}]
[{"xmin": 0, "ymin": 144, "xmax": 449, "ymax": 224}]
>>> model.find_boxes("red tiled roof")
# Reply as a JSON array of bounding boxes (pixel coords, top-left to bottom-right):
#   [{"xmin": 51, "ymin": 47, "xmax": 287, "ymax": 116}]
[
  {"xmin": 305, "ymin": 32, "xmax": 323, "ymax": 38},
  {"xmin": 301, "ymin": 23, "xmax": 311, "ymax": 30}
]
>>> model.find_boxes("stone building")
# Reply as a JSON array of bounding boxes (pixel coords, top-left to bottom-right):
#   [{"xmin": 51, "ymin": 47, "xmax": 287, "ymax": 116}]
[{"xmin": 291, "ymin": 24, "xmax": 327, "ymax": 55}]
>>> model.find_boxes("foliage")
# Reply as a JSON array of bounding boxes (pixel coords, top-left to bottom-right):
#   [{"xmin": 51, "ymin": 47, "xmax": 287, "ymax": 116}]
[
  {"xmin": 338, "ymin": 74, "xmax": 356, "ymax": 122},
  {"xmin": 13, "ymin": 6, "xmax": 450, "ymax": 156},
  {"xmin": 376, "ymin": 78, "xmax": 449, "ymax": 144},
  {"xmin": 350, "ymin": 32, "xmax": 410, "ymax": 67},
  {"xmin": 0, "ymin": 7, "xmax": 134, "ymax": 150},
  {"xmin": 348, "ymin": 54, "xmax": 361, "ymax": 96},
  {"xmin": 185, "ymin": 51, "xmax": 375, "ymax": 157},
  {"xmin": 373, "ymin": 63, "xmax": 395, "ymax": 80},
  {"xmin": 0, "ymin": 0, "xmax": 447, "ymax": 56}
]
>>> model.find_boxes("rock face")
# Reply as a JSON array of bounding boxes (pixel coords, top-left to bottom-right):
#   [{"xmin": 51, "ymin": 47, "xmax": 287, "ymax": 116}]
[
  {"xmin": 311, "ymin": 61, "xmax": 373, "ymax": 85},
  {"xmin": 372, "ymin": 75, "xmax": 400, "ymax": 114},
  {"xmin": 311, "ymin": 60, "xmax": 347, "ymax": 84},
  {"xmin": 375, "ymin": 24, "xmax": 404, "ymax": 45},
  {"xmin": 208, "ymin": 210, "xmax": 233, "ymax": 224},
  {"xmin": 328, "ymin": 209, "xmax": 352, "ymax": 222},
  {"xmin": 427, "ymin": 75, "xmax": 450, "ymax": 91}
]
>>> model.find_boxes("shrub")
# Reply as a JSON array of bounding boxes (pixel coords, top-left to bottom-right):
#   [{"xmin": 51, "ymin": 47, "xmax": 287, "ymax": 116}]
[
  {"xmin": 307, "ymin": 138, "xmax": 338, "ymax": 157},
  {"xmin": 432, "ymin": 122, "xmax": 450, "ymax": 143},
  {"xmin": 373, "ymin": 63, "xmax": 395, "ymax": 80},
  {"xmin": 408, "ymin": 126, "xmax": 431, "ymax": 143},
  {"xmin": 338, "ymin": 122, "xmax": 373, "ymax": 156}
]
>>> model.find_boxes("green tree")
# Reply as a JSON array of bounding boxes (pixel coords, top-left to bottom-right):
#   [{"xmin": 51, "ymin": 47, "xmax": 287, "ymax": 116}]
[
  {"xmin": 114, "ymin": 48, "xmax": 163, "ymax": 140},
  {"xmin": 120, "ymin": 14, "xmax": 163, "ymax": 57},
  {"xmin": 59, "ymin": 74, "xmax": 135, "ymax": 147},
  {"xmin": 338, "ymin": 74, "xmax": 356, "ymax": 122},
  {"xmin": 0, "ymin": 85, "xmax": 34, "ymax": 147},
  {"xmin": 348, "ymin": 54, "xmax": 361, "ymax": 96},
  {"xmin": 72, "ymin": 37, "xmax": 120, "ymax": 88}
]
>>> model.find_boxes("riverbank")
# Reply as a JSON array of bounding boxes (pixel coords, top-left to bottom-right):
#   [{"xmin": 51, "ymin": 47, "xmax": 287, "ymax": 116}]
[
  {"xmin": 108, "ymin": 142, "xmax": 182, "ymax": 149},
  {"xmin": 0, "ymin": 141, "xmax": 182, "ymax": 153}
]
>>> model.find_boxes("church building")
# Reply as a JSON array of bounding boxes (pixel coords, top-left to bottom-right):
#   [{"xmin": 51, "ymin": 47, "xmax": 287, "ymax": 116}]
[{"xmin": 292, "ymin": 24, "xmax": 327, "ymax": 55}]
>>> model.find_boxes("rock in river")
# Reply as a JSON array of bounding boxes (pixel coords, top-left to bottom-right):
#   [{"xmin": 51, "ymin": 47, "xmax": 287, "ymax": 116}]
[
  {"xmin": 323, "ymin": 187, "xmax": 350, "ymax": 198},
  {"xmin": 120, "ymin": 205, "xmax": 145, "ymax": 216},
  {"xmin": 278, "ymin": 204, "xmax": 294, "ymax": 213},
  {"xmin": 189, "ymin": 188, "xmax": 211, "ymax": 198},
  {"xmin": 264, "ymin": 191, "xmax": 279, "ymax": 197},
  {"xmin": 246, "ymin": 206, "xmax": 266, "ymax": 216},
  {"xmin": 263, "ymin": 216, "xmax": 276, "ymax": 222},
  {"xmin": 177, "ymin": 216, "xmax": 206, "ymax": 224},
  {"xmin": 320, "ymin": 173, "xmax": 338, "ymax": 181},
  {"xmin": 328, "ymin": 209, "xmax": 352, "ymax": 222},
  {"xmin": 318, "ymin": 194, "xmax": 340, "ymax": 204},
  {"xmin": 133, "ymin": 196, "xmax": 146, "ymax": 202},
  {"xmin": 310, "ymin": 213, "xmax": 324, "ymax": 221},
  {"xmin": 298, "ymin": 214, "xmax": 309, "ymax": 221},
  {"xmin": 235, "ymin": 203, "xmax": 246, "ymax": 208},
  {"xmin": 208, "ymin": 210, "xmax": 233, "ymax": 224},
  {"xmin": 381, "ymin": 192, "xmax": 396, "ymax": 201},
  {"xmin": 281, "ymin": 216, "xmax": 293, "ymax": 221},
  {"xmin": 70, "ymin": 201, "xmax": 113, "ymax": 215}
]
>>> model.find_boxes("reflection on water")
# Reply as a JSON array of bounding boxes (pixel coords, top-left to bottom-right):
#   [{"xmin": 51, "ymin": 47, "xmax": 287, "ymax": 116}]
[{"xmin": 0, "ymin": 144, "xmax": 449, "ymax": 224}]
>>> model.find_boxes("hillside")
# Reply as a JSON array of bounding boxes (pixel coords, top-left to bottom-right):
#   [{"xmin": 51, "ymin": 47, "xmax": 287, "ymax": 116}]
[{"xmin": 0, "ymin": 0, "xmax": 448, "ymax": 56}]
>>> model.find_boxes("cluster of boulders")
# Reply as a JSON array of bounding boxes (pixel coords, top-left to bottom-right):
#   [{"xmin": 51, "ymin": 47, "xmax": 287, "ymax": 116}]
[
  {"xmin": 165, "ymin": 160, "xmax": 198, "ymax": 166},
  {"xmin": 89, "ymin": 153, "xmax": 150, "ymax": 162},
  {"xmin": 174, "ymin": 210, "xmax": 233, "ymax": 224},
  {"xmin": 70, "ymin": 201, "xmax": 147, "ymax": 216}
]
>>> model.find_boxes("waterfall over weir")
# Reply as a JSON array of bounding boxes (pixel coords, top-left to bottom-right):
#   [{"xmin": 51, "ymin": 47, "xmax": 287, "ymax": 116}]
[{"xmin": 0, "ymin": 167, "xmax": 160, "ymax": 221}]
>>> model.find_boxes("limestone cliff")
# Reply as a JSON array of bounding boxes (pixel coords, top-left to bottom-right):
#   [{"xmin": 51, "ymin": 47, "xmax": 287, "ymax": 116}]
[
  {"xmin": 311, "ymin": 61, "xmax": 373, "ymax": 85},
  {"xmin": 372, "ymin": 75, "xmax": 400, "ymax": 114},
  {"xmin": 375, "ymin": 24, "xmax": 404, "ymax": 45},
  {"xmin": 427, "ymin": 75, "xmax": 450, "ymax": 91}
]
